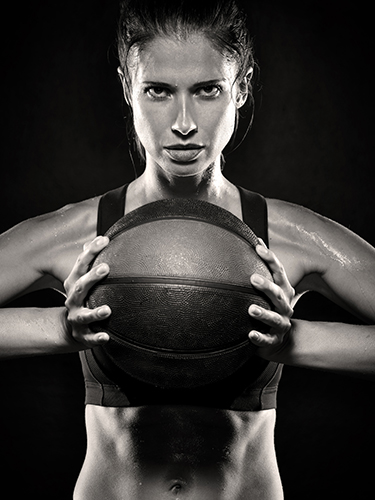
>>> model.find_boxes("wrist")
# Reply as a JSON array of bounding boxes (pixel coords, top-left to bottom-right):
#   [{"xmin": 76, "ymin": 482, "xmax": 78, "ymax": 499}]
[
  {"xmin": 56, "ymin": 307, "xmax": 84, "ymax": 353},
  {"xmin": 255, "ymin": 319, "xmax": 295, "ymax": 363}
]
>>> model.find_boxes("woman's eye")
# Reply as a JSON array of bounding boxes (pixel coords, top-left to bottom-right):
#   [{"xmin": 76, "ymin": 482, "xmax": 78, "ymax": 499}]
[
  {"xmin": 197, "ymin": 85, "xmax": 221, "ymax": 98},
  {"xmin": 146, "ymin": 87, "xmax": 170, "ymax": 99}
]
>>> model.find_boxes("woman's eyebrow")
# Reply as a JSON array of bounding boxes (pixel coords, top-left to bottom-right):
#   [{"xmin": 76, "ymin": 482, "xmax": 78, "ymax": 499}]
[
  {"xmin": 190, "ymin": 79, "xmax": 227, "ymax": 89},
  {"xmin": 142, "ymin": 80, "xmax": 173, "ymax": 87},
  {"xmin": 141, "ymin": 78, "xmax": 227, "ymax": 89}
]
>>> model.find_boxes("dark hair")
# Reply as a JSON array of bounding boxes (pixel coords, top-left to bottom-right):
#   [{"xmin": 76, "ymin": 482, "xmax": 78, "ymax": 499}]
[{"xmin": 117, "ymin": 0, "xmax": 255, "ymax": 164}]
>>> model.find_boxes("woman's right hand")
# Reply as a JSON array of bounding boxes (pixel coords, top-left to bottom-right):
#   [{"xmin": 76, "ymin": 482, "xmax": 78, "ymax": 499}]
[{"xmin": 63, "ymin": 236, "xmax": 111, "ymax": 349}]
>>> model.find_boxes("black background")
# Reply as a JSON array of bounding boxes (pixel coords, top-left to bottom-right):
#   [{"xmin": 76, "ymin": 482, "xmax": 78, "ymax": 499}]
[{"xmin": 1, "ymin": 1, "xmax": 374, "ymax": 498}]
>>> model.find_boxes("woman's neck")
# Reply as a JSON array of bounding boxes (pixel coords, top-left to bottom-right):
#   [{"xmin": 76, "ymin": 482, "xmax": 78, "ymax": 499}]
[
  {"xmin": 135, "ymin": 157, "xmax": 225, "ymax": 198},
  {"xmin": 125, "ymin": 158, "xmax": 243, "ymax": 219}
]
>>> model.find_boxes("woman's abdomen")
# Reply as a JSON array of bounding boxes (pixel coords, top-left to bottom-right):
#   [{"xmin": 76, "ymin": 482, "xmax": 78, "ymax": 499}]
[{"xmin": 74, "ymin": 405, "xmax": 283, "ymax": 500}]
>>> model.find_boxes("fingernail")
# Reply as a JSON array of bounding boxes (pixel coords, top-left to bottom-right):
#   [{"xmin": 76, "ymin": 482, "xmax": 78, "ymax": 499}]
[
  {"xmin": 256, "ymin": 244, "xmax": 268, "ymax": 256},
  {"xmin": 96, "ymin": 236, "xmax": 109, "ymax": 246},
  {"xmin": 249, "ymin": 331, "xmax": 260, "ymax": 341},
  {"xmin": 97, "ymin": 264, "xmax": 109, "ymax": 276},
  {"xmin": 250, "ymin": 306, "xmax": 261, "ymax": 316},
  {"xmin": 98, "ymin": 306, "xmax": 110, "ymax": 317},
  {"xmin": 251, "ymin": 274, "xmax": 264, "ymax": 285}
]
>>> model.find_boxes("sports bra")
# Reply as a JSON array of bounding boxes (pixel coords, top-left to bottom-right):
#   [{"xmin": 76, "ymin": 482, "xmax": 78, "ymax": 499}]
[{"xmin": 79, "ymin": 185, "xmax": 283, "ymax": 411}]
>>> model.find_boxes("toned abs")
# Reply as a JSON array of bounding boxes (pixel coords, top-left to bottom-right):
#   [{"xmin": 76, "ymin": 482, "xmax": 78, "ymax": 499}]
[{"xmin": 74, "ymin": 405, "xmax": 283, "ymax": 500}]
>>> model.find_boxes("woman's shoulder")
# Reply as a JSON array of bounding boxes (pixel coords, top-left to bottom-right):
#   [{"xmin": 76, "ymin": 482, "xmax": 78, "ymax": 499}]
[
  {"xmin": 266, "ymin": 197, "xmax": 351, "ymax": 245},
  {"xmin": 9, "ymin": 195, "xmax": 100, "ymax": 246},
  {"xmin": 267, "ymin": 197, "xmax": 326, "ymax": 226},
  {"xmin": 0, "ymin": 195, "xmax": 102, "ymax": 289},
  {"xmin": 266, "ymin": 197, "xmax": 370, "ymax": 248},
  {"xmin": 265, "ymin": 197, "xmax": 375, "ymax": 291}
]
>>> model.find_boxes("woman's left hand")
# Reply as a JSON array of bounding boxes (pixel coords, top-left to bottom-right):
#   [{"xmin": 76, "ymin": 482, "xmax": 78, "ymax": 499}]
[{"xmin": 248, "ymin": 240, "xmax": 295, "ymax": 359}]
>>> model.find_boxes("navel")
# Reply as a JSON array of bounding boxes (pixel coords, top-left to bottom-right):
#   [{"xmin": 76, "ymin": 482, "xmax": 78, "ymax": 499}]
[{"xmin": 169, "ymin": 478, "xmax": 188, "ymax": 497}]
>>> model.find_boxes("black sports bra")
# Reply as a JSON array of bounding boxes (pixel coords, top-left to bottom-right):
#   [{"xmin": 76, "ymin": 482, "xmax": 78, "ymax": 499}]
[{"xmin": 79, "ymin": 185, "xmax": 283, "ymax": 410}]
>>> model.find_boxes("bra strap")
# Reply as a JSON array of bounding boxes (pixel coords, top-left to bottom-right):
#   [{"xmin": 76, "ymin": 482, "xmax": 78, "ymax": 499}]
[
  {"xmin": 97, "ymin": 184, "xmax": 128, "ymax": 235},
  {"xmin": 237, "ymin": 186, "xmax": 269, "ymax": 247}
]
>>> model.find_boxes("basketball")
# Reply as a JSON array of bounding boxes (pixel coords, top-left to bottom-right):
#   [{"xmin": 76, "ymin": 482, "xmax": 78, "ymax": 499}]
[{"xmin": 87, "ymin": 198, "xmax": 273, "ymax": 388}]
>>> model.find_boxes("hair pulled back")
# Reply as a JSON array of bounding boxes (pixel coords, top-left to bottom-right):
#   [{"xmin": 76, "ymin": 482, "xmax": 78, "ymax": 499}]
[{"xmin": 117, "ymin": 0, "xmax": 255, "ymax": 163}]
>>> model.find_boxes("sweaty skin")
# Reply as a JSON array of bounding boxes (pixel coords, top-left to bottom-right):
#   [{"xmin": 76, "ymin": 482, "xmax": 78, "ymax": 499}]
[
  {"xmin": 1, "ymin": 186, "xmax": 374, "ymax": 499},
  {"xmin": 67, "ymin": 188, "xmax": 372, "ymax": 500},
  {"xmin": 1, "ymin": 33, "xmax": 374, "ymax": 499}
]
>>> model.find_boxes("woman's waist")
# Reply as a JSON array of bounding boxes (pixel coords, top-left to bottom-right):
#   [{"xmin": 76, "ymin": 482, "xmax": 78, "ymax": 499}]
[
  {"xmin": 85, "ymin": 404, "xmax": 276, "ymax": 462},
  {"xmin": 77, "ymin": 405, "xmax": 281, "ymax": 500}
]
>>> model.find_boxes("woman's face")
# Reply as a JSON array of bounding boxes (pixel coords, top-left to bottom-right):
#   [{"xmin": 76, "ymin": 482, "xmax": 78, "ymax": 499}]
[{"xmin": 128, "ymin": 33, "xmax": 244, "ymax": 178}]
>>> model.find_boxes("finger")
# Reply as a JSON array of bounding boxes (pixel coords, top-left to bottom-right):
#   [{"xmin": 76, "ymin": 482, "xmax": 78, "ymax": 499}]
[
  {"xmin": 65, "ymin": 236, "xmax": 109, "ymax": 291},
  {"xmin": 68, "ymin": 304, "xmax": 111, "ymax": 324},
  {"xmin": 255, "ymin": 244, "xmax": 294, "ymax": 295},
  {"xmin": 65, "ymin": 263, "xmax": 110, "ymax": 308},
  {"xmin": 248, "ymin": 330, "xmax": 282, "ymax": 348},
  {"xmin": 72, "ymin": 329, "xmax": 110, "ymax": 348},
  {"xmin": 77, "ymin": 236, "xmax": 109, "ymax": 274},
  {"xmin": 250, "ymin": 274, "xmax": 294, "ymax": 316},
  {"xmin": 248, "ymin": 304, "xmax": 291, "ymax": 333},
  {"xmin": 257, "ymin": 237, "xmax": 267, "ymax": 248}
]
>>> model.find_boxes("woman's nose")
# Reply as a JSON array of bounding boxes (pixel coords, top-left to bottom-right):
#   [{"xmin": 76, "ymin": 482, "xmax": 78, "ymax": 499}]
[{"xmin": 171, "ymin": 96, "xmax": 198, "ymax": 136}]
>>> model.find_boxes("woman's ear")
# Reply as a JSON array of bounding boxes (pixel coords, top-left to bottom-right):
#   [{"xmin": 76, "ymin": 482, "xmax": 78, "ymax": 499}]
[
  {"xmin": 236, "ymin": 67, "xmax": 253, "ymax": 108},
  {"xmin": 117, "ymin": 66, "xmax": 132, "ymax": 106}
]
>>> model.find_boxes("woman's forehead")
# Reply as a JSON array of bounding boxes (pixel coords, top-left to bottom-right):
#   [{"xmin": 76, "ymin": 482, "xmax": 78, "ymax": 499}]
[{"xmin": 132, "ymin": 33, "xmax": 237, "ymax": 86}]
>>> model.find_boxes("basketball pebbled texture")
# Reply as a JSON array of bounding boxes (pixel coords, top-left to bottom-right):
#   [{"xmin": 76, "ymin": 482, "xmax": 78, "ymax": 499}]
[{"xmin": 87, "ymin": 198, "xmax": 273, "ymax": 388}]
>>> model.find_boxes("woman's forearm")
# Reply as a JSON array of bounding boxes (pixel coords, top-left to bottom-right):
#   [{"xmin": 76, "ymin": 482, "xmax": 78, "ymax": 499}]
[
  {"xmin": 0, "ymin": 307, "xmax": 81, "ymax": 358},
  {"xmin": 269, "ymin": 319, "xmax": 375, "ymax": 377}
]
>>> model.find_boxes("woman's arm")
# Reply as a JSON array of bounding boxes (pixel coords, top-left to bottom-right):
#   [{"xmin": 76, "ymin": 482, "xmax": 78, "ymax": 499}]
[
  {"xmin": 275, "ymin": 320, "xmax": 375, "ymax": 377},
  {"xmin": 0, "ymin": 201, "xmax": 110, "ymax": 358},
  {"xmin": 0, "ymin": 307, "xmax": 77, "ymax": 357},
  {"xmin": 248, "ymin": 200, "xmax": 375, "ymax": 377}
]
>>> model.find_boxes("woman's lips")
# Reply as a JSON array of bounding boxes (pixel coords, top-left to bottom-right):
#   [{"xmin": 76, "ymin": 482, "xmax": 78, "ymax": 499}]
[{"xmin": 164, "ymin": 146, "xmax": 204, "ymax": 162}]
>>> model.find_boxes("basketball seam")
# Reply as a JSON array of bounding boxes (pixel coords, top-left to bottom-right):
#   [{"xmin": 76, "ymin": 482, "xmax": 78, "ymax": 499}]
[
  {"xmin": 106, "ymin": 335, "xmax": 252, "ymax": 358},
  {"xmin": 100, "ymin": 276, "xmax": 261, "ymax": 295}
]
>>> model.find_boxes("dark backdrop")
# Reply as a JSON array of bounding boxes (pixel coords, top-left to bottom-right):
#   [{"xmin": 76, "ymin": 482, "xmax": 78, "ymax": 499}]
[{"xmin": 1, "ymin": 1, "xmax": 374, "ymax": 498}]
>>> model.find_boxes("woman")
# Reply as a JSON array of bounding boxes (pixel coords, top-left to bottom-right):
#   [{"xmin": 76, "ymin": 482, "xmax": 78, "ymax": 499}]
[{"xmin": 1, "ymin": 0, "xmax": 374, "ymax": 498}]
